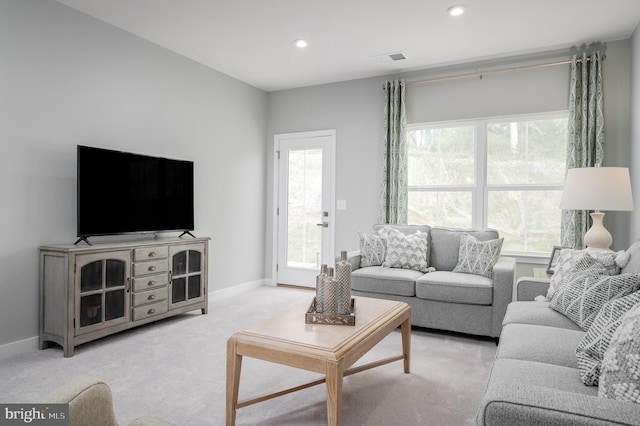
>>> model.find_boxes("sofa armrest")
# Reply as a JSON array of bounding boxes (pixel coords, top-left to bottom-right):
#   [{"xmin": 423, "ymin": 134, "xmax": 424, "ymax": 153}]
[
  {"xmin": 490, "ymin": 256, "xmax": 516, "ymax": 337},
  {"xmin": 44, "ymin": 377, "xmax": 119, "ymax": 426},
  {"xmin": 44, "ymin": 377, "xmax": 173, "ymax": 426},
  {"xmin": 516, "ymin": 277, "xmax": 551, "ymax": 301},
  {"xmin": 477, "ymin": 382, "xmax": 640, "ymax": 426}
]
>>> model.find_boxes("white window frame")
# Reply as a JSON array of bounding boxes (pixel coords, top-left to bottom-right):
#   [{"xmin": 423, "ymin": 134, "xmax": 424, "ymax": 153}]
[{"xmin": 408, "ymin": 111, "xmax": 568, "ymax": 259}]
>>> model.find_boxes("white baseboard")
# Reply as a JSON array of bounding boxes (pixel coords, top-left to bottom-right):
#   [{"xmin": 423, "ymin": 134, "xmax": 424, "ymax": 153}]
[
  {"xmin": 0, "ymin": 336, "xmax": 39, "ymax": 361},
  {"xmin": 0, "ymin": 279, "xmax": 271, "ymax": 360}
]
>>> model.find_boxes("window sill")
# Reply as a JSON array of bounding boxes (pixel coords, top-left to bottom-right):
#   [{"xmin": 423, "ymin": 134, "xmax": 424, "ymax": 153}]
[{"xmin": 501, "ymin": 251, "xmax": 550, "ymax": 265}]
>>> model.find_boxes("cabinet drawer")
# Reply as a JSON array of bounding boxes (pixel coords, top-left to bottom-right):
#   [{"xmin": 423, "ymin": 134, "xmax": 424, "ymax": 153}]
[
  {"xmin": 133, "ymin": 259, "xmax": 168, "ymax": 276},
  {"xmin": 132, "ymin": 301, "xmax": 168, "ymax": 321},
  {"xmin": 132, "ymin": 273, "xmax": 168, "ymax": 291},
  {"xmin": 134, "ymin": 246, "xmax": 168, "ymax": 261},
  {"xmin": 132, "ymin": 287, "xmax": 168, "ymax": 307}
]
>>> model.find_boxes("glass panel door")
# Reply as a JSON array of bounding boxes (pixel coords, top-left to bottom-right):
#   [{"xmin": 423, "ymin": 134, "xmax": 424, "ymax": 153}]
[
  {"xmin": 76, "ymin": 251, "xmax": 130, "ymax": 334},
  {"xmin": 275, "ymin": 131, "xmax": 335, "ymax": 287},
  {"xmin": 169, "ymin": 244, "xmax": 205, "ymax": 307}
]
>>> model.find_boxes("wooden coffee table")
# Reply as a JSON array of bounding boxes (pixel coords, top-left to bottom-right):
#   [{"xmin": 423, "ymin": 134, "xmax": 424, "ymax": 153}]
[{"xmin": 226, "ymin": 296, "xmax": 411, "ymax": 426}]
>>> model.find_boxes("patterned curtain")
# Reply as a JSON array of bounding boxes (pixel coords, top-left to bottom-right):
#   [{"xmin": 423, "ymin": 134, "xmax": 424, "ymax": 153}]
[
  {"xmin": 561, "ymin": 51, "xmax": 605, "ymax": 249},
  {"xmin": 378, "ymin": 80, "xmax": 408, "ymax": 224}
]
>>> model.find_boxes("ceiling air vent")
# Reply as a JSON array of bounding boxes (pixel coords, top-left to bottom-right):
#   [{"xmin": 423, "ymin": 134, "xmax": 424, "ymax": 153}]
[{"xmin": 371, "ymin": 52, "xmax": 406, "ymax": 64}]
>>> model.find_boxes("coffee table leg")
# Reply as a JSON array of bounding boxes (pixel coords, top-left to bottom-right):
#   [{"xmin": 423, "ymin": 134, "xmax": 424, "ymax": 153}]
[
  {"xmin": 401, "ymin": 316, "xmax": 411, "ymax": 373},
  {"xmin": 226, "ymin": 337, "xmax": 242, "ymax": 426},
  {"xmin": 325, "ymin": 359, "xmax": 344, "ymax": 426}
]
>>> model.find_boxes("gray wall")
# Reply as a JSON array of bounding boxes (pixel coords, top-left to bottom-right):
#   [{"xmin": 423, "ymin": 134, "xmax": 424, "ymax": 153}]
[
  {"xmin": 632, "ymin": 24, "xmax": 640, "ymax": 240},
  {"xmin": 0, "ymin": 0, "xmax": 267, "ymax": 348},
  {"xmin": 266, "ymin": 39, "xmax": 634, "ymax": 281}
]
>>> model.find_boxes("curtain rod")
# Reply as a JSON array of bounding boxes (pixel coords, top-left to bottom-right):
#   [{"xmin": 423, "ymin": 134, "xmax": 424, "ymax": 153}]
[{"xmin": 406, "ymin": 54, "xmax": 605, "ymax": 86}]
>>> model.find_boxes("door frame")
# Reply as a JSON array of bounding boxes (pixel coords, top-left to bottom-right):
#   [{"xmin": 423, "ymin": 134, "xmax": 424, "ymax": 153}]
[{"xmin": 272, "ymin": 129, "xmax": 336, "ymax": 286}]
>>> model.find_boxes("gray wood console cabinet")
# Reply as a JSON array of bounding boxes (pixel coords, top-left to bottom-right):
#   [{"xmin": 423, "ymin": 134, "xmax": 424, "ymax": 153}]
[{"xmin": 39, "ymin": 237, "xmax": 209, "ymax": 357}]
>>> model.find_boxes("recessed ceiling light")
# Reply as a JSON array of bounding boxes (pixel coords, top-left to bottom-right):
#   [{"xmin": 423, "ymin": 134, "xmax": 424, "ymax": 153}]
[
  {"xmin": 447, "ymin": 5, "xmax": 465, "ymax": 16},
  {"xmin": 294, "ymin": 39, "xmax": 308, "ymax": 48}
]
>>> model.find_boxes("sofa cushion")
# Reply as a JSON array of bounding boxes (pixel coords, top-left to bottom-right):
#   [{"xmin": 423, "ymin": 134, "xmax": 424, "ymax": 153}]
[
  {"xmin": 497, "ymin": 323, "xmax": 584, "ymax": 369},
  {"xmin": 379, "ymin": 227, "xmax": 429, "ymax": 272},
  {"xmin": 358, "ymin": 231, "xmax": 386, "ymax": 267},
  {"xmin": 550, "ymin": 257, "xmax": 640, "ymax": 330},
  {"xmin": 452, "ymin": 234, "xmax": 503, "ymax": 278},
  {"xmin": 429, "ymin": 227, "xmax": 499, "ymax": 272},
  {"xmin": 576, "ymin": 291, "xmax": 640, "ymax": 386},
  {"xmin": 485, "ymin": 358, "xmax": 597, "ymax": 397},
  {"xmin": 599, "ymin": 302, "xmax": 640, "ymax": 403},
  {"xmin": 415, "ymin": 271, "xmax": 492, "ymax": 305},
  {"xmin": 502, "ymin": 301, "xmax": 582, "ymax": 330},
  {"xmin": 351, "ymin": 266, "xmax": 421, "ymax": 296}
]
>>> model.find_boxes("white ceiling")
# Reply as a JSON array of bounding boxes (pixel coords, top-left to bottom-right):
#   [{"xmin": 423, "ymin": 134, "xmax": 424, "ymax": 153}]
[{"xmin": 56, "ymin": 0, "xmax": 640, "ymax": 92}]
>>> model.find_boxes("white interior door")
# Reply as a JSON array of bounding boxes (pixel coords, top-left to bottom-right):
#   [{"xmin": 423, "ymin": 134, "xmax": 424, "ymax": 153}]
[{"xmin": 274, "ymin": 130, "xmax": 335, "ymax": 287}]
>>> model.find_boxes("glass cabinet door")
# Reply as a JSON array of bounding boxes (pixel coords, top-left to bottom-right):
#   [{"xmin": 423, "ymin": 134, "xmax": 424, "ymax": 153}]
[
  {"xmin": 169, "ymin": 243, "xmax": 205, "ymax": 307},
  {"xmin": 75, "ymin": 251, "xmax": 130, "ymax": 333}
]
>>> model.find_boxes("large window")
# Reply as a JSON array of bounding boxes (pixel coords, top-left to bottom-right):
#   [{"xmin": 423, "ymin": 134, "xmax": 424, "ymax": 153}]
[{"xmin": 407, "ymin": 112, "xmax": 568, "ymax": 254}]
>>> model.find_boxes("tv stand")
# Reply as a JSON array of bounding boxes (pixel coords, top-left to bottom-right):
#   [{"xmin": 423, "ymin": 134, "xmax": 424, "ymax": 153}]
[
  {"xmin": 39, "ymin": 236, "xmax": 210, "ymax": 357},
  {"xmin": 179, "ymin": 231, "xmax": 196, "ymax": 238}
]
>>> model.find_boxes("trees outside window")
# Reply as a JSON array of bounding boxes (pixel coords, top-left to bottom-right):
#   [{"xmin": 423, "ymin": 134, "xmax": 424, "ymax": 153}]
[{"xmin": 408, "ymin": 112, "xmax": 568, "ymax": 254}]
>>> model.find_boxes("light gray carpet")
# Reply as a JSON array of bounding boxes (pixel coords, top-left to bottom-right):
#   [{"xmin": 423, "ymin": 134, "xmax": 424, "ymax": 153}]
[{"xmin": 0, "ymin": 286, "xmax": 496, "ymax": 425}]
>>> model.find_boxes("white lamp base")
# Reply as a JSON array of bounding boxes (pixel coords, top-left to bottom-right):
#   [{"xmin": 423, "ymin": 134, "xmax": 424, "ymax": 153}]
[{"xmin": 584, "ymin": 211, "xmax": 613, "ymax": 252}]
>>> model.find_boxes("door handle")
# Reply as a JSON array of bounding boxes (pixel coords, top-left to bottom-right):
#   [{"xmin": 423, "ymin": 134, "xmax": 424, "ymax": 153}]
[{"xmin": 316, "ymin": 222, "xmax": 329, "ymax": 227}]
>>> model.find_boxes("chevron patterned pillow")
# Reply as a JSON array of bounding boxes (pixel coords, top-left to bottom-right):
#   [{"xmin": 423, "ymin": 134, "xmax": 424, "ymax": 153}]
[
  {"xmin": 380, "ymin": 227, "xmax": 429, "ymax": 273},
  {"xmin": 452, "ymin": 233, "xmax": 503, "ymax": 278},
  {"xmin": 576, "ymin": 291, "xmax": 640, "ymax": 386},
  {"xmin": 550, "ymin": 256, "xmax": 640, "ymax": 330}
]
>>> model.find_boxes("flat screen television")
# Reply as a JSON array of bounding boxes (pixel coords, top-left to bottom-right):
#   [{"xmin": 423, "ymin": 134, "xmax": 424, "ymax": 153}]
[{"xmin": 77, "ymin": 145, "xmax": 194, "ymax": 242}]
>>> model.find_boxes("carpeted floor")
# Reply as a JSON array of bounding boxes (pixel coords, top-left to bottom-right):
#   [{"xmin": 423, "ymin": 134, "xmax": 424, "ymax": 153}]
[{"xmin": 0, "ymin": 286, "xmax": 497, "ymax": 425}]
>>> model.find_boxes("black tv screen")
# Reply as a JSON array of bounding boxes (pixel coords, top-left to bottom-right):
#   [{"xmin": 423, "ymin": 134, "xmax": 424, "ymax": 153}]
[{"xmin": 77, "ymin": 145, "xmax": 194, "ymax": 238}]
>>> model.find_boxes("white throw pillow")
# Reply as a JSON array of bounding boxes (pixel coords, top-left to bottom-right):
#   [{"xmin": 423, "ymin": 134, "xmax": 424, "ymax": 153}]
[
  {"xmin": 380, "ymin": 227, "xmax": 429, "ymax": 273},
  {"xmin": 599, "ymin": 302, "xmax": 640, "ymax": 403}
]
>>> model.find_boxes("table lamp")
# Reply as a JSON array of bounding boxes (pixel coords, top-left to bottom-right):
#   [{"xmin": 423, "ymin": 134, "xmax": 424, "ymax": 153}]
[{"xmin": 560, "ymin": 167, "xmax": 634, "ymax": 252}]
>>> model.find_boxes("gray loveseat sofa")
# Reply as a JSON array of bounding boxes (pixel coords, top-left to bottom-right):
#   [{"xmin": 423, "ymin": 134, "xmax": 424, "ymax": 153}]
[
  {"xmin": 348, "ymin": 225, "xmax": 515, "ymax": 339},
  {"xmin": 476, "ymin": 246, "xmax": 640, "ymax": 425}
]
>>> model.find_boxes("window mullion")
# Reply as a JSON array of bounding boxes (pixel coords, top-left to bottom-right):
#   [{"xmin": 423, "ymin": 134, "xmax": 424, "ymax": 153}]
[{"xmin": 475, "ymin": 121, "xmax": 487, "ymax": 230}]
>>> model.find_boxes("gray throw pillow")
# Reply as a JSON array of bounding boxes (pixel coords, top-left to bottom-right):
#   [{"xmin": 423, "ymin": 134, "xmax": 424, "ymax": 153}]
[
  {"xmin": 550, "ymin": 257, "xmax": 640, "ymax": 330},
  {"xmin": 380, "ymin": 227, "xmax": 429, "ymax": 273},
  {"xmin": 576, "ymin": 291, "xmax": 640, "ymax": 386},
  {"xmin": 621, "ymin": 241, "xmax": 640, "ymax": 274},
  {"xmin": 452, "ymin": 234, "xmax": 503, "ymax": 278},
  {"xmin": 599, "ymin": 302, "xmax": 640, "ymax": 403},
  {"xmin": 358, "ymin": 231, "xmax": 386, "ymax": 267}
]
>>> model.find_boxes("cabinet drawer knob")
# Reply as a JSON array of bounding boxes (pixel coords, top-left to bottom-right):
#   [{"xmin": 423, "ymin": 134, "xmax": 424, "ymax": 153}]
[
  {"xmin": 148, "ymin": 295, "xmax": 156, "ymax": 301},
  {"xmin": 148, "ymin": 252, "xmax": 156, "ymax": 258},
  {"xmin": 148, "ymin": 265, "xmax": 156, "ymax": 272},
  {"xmin": 147, "ymin": 280, "xmax": 156, "ymax": 286},
  {"xmin": 148, "ymin": 308, "xmax": 156, "ymax": 315}
]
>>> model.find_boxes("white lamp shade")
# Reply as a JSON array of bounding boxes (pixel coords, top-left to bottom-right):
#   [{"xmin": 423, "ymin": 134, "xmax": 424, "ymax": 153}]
[{"xmin": 560, "ymin": 167, "xmax": 634, "ymax": 211}]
